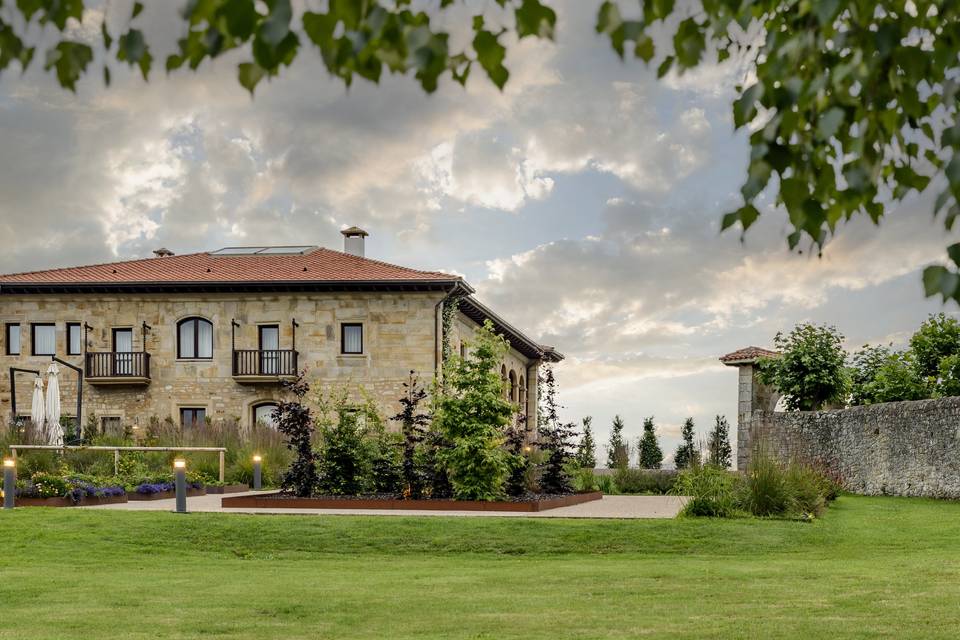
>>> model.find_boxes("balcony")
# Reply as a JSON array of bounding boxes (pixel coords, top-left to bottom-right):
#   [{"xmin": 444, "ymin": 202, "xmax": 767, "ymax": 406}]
[
  {"xmin": 85, "ymin": 352, "xmax": 151, "ymax": 385},
  {"xmin": 232, "ymin": 349, "xmax": 298, "ymax": 383}
]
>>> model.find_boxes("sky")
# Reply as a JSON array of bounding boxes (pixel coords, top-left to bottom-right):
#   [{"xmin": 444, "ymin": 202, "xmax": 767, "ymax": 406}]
[{"xmin": 0, "ymin": 1, "xmax": 954, "ymax": 465}]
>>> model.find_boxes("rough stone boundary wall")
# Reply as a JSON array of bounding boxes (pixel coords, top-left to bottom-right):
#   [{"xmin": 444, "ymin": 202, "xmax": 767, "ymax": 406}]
[{"xmin": 750, "ymin": 397, "xmax": 960, "ymax": 499}]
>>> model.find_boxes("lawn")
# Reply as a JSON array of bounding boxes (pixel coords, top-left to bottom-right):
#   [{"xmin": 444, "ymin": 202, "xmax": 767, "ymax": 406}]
[{"xmin": 1, "ymin": 496, "xmax": 959, "ymax": 639}]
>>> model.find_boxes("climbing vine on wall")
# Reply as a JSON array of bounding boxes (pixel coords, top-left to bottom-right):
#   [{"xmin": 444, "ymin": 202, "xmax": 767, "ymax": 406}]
[{"xmin": 441, "ymin": 293, "xmax": 464, "ymax": 368}]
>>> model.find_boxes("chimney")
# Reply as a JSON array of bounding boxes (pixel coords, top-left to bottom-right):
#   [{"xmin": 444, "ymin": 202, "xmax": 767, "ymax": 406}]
[
  {"xmin": 340, "ymin": 226, "xmax": 369, "ymax": 257},
  {"xmin": 153, "ymin": 248, "xmax": 175, "ymax": 258}
]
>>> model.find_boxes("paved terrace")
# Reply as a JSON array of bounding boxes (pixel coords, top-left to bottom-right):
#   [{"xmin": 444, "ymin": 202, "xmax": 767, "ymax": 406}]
[{"xmin": 82, "ymin": 492, "xmax": 686, "ymax": 519}]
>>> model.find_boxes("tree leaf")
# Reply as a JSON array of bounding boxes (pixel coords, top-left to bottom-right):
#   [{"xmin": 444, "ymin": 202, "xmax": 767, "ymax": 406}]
[
  {"xmin": 515, "ymin": 0, "xmax": 556, "ymax": 40},
  {"xmin": 817, "ymin": 107, "xmax": 845, "ymax": 140},
  {"xmin": 473, "ymin": 29, "xmax": 508, "ymax": 89},
  {"xmin": 44, "ymin": 41, "xmax": 93, "ymax": 92},
  {"xmin": 238, "ymin": 61, "xmax": 266, "ymax": 95}
]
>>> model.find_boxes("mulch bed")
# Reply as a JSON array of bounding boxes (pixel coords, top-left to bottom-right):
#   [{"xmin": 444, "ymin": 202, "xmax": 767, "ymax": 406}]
[
  {"xmin": 204, "ymin": 484, "xmax": 250, "ymax": 495},
  {"xmin": 128, "ymin": 487, "xmax": 207, "ymax": 501},
  {"xmin": 222, "ymin": 491, "xmax": 602, "ymax": 512},
  {"xmin": 15, "ymin": 494, "xmax": 129, "ymax": 507}
]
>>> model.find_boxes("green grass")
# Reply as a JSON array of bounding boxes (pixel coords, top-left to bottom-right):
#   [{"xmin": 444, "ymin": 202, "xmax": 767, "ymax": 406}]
[{"xmin": 1, "ymin": 495, "xmax": 959, "ymax": 638}]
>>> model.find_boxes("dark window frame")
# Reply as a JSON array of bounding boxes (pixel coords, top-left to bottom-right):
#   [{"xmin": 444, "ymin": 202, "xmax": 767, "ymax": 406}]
[
  {"xmin": 177, "ymin": 317, "xmax": 214, "ymax": 360},
  {"xmin": 5, "ymin": 323, "xmax": 20, "ymax": 356},
  {"xmin": 341, "ymin": 322, "xmax": 364, "ymax": 354},
  {"xmin": 31, "ymin": 323, "xmax": 56, "ymax": 356},
  {"xmin": 252, "ymin": 402, "xmax": 280, "ymax": 428},
  {"xmin": 180, "ymin": 407, "xmax": 207, "ymax": 429},
  {"xmin": 66, "ymin": 322, "xmax": 82, "ymax": 355},
  {"xmin": 258, "ymin": 324, "xmax": 280, "ymax": 351}
]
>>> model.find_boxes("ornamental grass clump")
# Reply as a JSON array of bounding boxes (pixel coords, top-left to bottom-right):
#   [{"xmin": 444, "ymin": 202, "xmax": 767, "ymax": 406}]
[
  {"xmin": 737, "ymin": 449, "xmax": 796, "ymax": 517},
  {"xmin": 674, "ymin": 463, "xmax": 737, "ymax": 518}
]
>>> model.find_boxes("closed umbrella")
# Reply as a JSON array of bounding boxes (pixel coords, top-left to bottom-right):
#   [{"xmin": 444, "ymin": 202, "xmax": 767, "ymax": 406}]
[
  {"xmin": 30, "ymin": 376, "xmax": 45, "ymax": 442},
  {"xmin": 45, "ymin": 363, "xmax": 63, "ymax": 447}
]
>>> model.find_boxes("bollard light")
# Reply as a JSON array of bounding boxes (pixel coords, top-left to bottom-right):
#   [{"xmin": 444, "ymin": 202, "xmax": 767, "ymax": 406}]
[
  {"xmin": 252, "ymin": 455, "xmax": 263, "ymax": 491},
  {"xmin": 173, "ymin": 458, "xmax": 187, "ymax": 513},
  {"xmin": 3, "ymin": 458, "xmax": 16, "ymax": 510}
]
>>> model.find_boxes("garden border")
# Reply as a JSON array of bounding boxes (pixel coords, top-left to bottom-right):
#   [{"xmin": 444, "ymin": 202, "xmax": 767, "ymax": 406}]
[
  {"xmin": 222, "ymin": 491, "xmax": 603, "ymax": 512},
  {"xmin": 15, "ymin": 494, "xmax": 129, "ymax": 507},
  {"xmin": 204, "ymin": 484, "xmax": 250, "ymax": 495},
  {"xmin": 128, "ymin": 487, "xmax": 207, "ymax": 501}
]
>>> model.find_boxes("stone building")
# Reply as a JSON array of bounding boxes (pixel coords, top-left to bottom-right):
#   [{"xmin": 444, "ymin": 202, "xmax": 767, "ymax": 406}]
[{"xmin": 0, "ymin": 229, "xmax": 562, "ymax": 437}]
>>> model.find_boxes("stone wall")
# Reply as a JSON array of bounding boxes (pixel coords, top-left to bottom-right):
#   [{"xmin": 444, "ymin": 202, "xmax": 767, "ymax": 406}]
[
  {"xmin": 1, "ymin": 292, "xmax": 540, "ymax": 434},
  {"xmin": 749, "ymin": 397, "xmax": 960, "ymax": 498}
]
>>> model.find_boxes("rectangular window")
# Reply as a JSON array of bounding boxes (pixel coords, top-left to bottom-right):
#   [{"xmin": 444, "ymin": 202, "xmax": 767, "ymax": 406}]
[
  {"xmin": 31, "ymin": 323, "xmax": 56, "ymax": 356},
  {"xmin": 67, "ymin": 323, "xmax": 82, "ymax": 355},
  {"xmin": 259, "ymin": 325, "xmax": 280, "ymax": 374},
  {"xmin": 5, "ymin": 324, "xmax": 20, "ymax": 355},
  {"xmin": 101, "ymin": 416, "xmax": 122, "ymax": 437},
  {"xmin": 180, "ymin": 408, "xmax": 206, "ymax": 429},
  {"xmin": 341, "ymin": 323, "xmax": 363, "ymax": 354}
]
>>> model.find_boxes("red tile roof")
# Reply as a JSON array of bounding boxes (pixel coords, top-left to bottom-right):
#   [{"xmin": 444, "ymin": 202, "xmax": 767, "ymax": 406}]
[
  {"xmin": 719, "ymin": 346, "xmax": 779, "ymax": 364},
  {"xmin": 0, "ymin": 248, "xmax": 460, "ymax": 285}
]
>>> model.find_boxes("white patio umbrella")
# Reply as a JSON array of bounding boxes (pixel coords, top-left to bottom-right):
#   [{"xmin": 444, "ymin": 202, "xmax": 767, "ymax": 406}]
[
  {"xmin": 45, "ymin": 363, "xmax": 63, "ymax": 447},
  {"xmin": 30, "ymin": 376, "xmax": 46, "ymax": 442}
]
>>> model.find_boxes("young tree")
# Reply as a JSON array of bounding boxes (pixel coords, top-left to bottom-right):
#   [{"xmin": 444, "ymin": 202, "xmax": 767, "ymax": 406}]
[
  {"xmin": 392, "ymin": 371, "xmax": 431, "ymax": 498},
  {"xmin": 537, "ymin": 365, "xmax": 559, "ymax": 435},
  {"xmin": 637, "ymin": 416, "xmax": 663, "ymax": 470},
  {"xmin": 869, "ymin": 352, "xmax": 931, "ymax": 403},
  {"xmin": 606, "ymin": 415, "xmax": 629, "ymax": 469},
  {"xmin": 759, "ymin": 324, "xmax": 849, "ymax": 411},
  {"xmin": 315, "ymin": 391, "xmax": 373, "ymax": 496},
  {"xmin": 539, "ymin": 419, "xmax": 577, "ymax": 495},
  {"xmin": 706, "ymin": 416, "xmax": 732, "ymax": 469},
  {"xmin": 503, "ymin": 417, "xmax": 530, "ymax": 497},
  {"xmin": 575, "ymin": 416, "xmax": 597, "ymax": 469},
  {"xmin": 849, "ymin": 344, "xmax": 894, "ymax": 406},
  {"xmin": 273, "ymin": 374, "xmax": 318, "ymax": 498},
  {"xmin": 434, "ymin": 320, "xmax": 514, "ymax": 501},
  {"xmin": 673, "ymin": 417, "xmax": 699, "ymax": 470},
  {"xmin": 909, "ymin": 313, "xmax": 960, "ymax": 380}
]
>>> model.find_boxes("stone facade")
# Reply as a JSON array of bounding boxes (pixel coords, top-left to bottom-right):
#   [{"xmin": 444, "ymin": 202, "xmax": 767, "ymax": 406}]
[
  {"xmin": 748, "ymin": 397, "xmax": 960, "ymax": 498},
  {"xmin": 1, "ymin": 291, "xmax": 541, "ymax": 434}
]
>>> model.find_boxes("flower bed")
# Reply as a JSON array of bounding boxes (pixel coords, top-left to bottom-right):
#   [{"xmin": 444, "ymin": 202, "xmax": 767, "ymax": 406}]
[
  {"xmin": 15, "ymin": 493, "xmax": 128, "ymax": 507},
  {"xmin": 222, "ymin": 491, "xmax": 602, "ymax": 512},
  {"xmin": 128, "ymin": 481, "xmax": 206, "ymax": 501}
]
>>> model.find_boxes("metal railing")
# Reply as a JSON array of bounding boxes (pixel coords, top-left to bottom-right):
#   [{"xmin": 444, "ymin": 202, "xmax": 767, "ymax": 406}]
[
  {"xmin": 232, "ymin": 349, "xmax": 298, "ymax": 377},
  {"xmin": 85, "ymin": 352, "xmax": 151, "ymax": 379},
  {"xmin": 7, "ymin": 445, "xmax": 226, "ymax": 481}
]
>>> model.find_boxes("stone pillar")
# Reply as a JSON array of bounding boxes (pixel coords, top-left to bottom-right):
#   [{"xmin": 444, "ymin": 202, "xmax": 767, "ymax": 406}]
[{"xmin": 734, "ymin": 363, "xmax": 779, "ymax": 471}]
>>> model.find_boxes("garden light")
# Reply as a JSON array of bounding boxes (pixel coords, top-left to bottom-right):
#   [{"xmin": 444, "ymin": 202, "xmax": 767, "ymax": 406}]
[
  {"xmin": 3, "ymin": 458, "xmax": 15, "ymax": 510},
  {"xmin": 173, "ymin": 459, "xmax": 187, "ymax": 513},
  {"xmin": 252, "ymin": 455, "xmax": 263, "ymax": 491}
]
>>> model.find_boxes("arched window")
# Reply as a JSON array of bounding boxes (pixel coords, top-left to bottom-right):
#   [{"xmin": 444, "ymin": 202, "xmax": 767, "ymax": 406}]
[
  {"xmin": 177, "ymin": 317, "xmax": 213, "ymax": 359},
  {"xmin": 519, "ymin": 375, "xmax": 526, "ymax": 410},
  {"xmin": 253, "ymin": 402, "xmax": 279, "ymax": 429},
  {"xmin": 509, "ymin": 370, "xmax": 518, "ymax": 402},
  {"xmin": 500, "ymin": 365, "xmax": 508, "ymax": 399}
]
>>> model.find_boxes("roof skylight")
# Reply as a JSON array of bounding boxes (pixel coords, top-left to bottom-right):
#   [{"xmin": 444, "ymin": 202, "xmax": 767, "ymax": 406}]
[{"xmin": 209, "ymin": 246, "xmax": 316, "ymax": 256}]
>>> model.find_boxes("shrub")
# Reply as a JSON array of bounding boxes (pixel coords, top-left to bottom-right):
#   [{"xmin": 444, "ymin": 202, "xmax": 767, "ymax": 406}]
[
  {"xmin": 606, "ymin": 415, "xmax": 629, "ymax": 470},
  {"xmin": 612, "ymin": 468, "xmax": 676, "ymax": 495},
  {"xmin": 575, "ymin": 416, "xmax": 597, "ymax": 468},
  {"xmin": 673, "ymin": 417, "xmax": 699, "ymax": 470},
  {"xmin": 736, "ymin": 449, "xmax": 795, "ymax": 517},
  {"xmin": 25, "ymin": 473, "xmax": 69, "ymax": 499},
  {"xmin": 315, "ymin": 392, "xmax": 373, "ymax": 496},
  {"xmin": 392, "ymin": 371, "xmax": 431, "ymax": 498},
  {"xmin": 434, "ymin": 320, "xmax": 513, "ymax": 501},
  {"xmin": 571, "ymin": 467, "xmax": 599, "ymax": 492},
  {"xmin": 275, "ymin": 374, "xmax": 319, "ymax": 497},
  {"xmin": 848, "ymin": 344, "xmax": 893, "ymax": 405},
  {"xmin": 503, "ymin": 422, "xmax": 530, "ymax": 497},
  {"xmin": 759, "ymin": 323, "xmax": 849, "ymax": 410},
  {"xmin": 594, "ymin": 473, "xmax": 618, "ymax": 495},
  {"xmin": 675, "ymin": 464, "xmax": 737, "ymax": 518},
  {"xmin": 869, "ymin": 351, "xmax": 931, "ymax": 402},
  {"xmin": 369, "ymin": 424, "xmax": 402, "ymax": 495},
  {"xmin": 706, "ymin": 415, "xmax": 732, "ymax": 468},
  {"xmin": 637, "ymin": 416, "xmax": 663, "ymax": 469}
]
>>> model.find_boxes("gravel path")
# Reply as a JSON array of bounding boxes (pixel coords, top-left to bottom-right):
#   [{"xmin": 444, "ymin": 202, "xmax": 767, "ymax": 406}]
[{"xmin": 82, "ymin": 492, "xmax": 686, "ymax": 518}]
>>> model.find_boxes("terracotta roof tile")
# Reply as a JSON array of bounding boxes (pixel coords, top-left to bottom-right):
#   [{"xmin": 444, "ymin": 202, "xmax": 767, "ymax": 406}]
[
  {"xmin": 719, "ymin": 346, "xmax": 779, "ymax": 364},
  {"xmin": 0, "ymin": 248, "xmax": 459, "ymax": 285}
]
